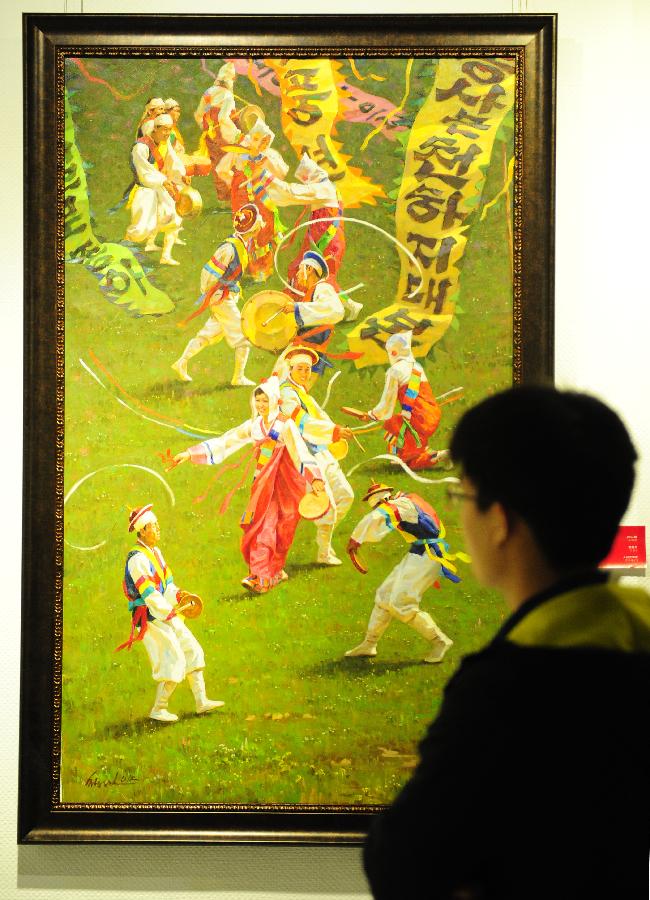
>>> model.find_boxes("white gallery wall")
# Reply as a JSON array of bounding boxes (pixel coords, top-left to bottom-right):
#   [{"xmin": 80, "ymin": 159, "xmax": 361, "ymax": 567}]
[{"xmin": 1, "ymin": 1, "xmax": 648, "ymax": 898}]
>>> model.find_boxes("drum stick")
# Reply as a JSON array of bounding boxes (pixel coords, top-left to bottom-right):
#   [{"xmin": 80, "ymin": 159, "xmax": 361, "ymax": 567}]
[
  {"xmin": 339, "ymin": 283, "xmax": 364, "ymax": 296},
  {"xmin": 341, "ymin": 406, "xmax": 367, "ymax": 420},
  {"xmin": 435, "ymin": 386, "xmax": 464, "ymax": 403},
  {"xmin": 350, "ymin": 422, "xmax": 382, "ymax": 433},
  {"xmin": 262, "ymin": 308, "xmax": 285, "ymax": 328},
  {"xmin": 175, "ymin": 600, "xmax": 200, "ymax": 616}
]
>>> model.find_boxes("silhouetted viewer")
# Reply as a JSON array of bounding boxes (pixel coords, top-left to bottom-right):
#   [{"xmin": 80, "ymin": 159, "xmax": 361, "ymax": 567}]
[{"xmin": 364, "ymin": 386, "xmax": 649, "ymax": 900}]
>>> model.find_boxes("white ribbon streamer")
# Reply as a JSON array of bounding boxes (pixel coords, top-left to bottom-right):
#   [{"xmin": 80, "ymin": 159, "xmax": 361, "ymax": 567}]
[
  {"xmin": 79, "ymin": 358, "xmax": 220, "ymax": 440},
  {"xmin": 64, "ymin": 464, "xmax": 176, "ymax": 552},
  {"xmin": 319, "ymin": 370, "xmax": 341, "ymax": 411},
  {"xmin": 346, "ymin": 453, "xmax": 460, "ymax": 486},
  {"xmin": 274, "ymin": 215, "xmax": 424, "ymax": 299},
  {"xmin": 436, "ymin": 386, "xmax": 464, "ymax": 403}
]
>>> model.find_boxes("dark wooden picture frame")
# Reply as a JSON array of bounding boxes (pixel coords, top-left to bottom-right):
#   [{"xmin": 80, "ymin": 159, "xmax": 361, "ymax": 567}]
[{"xmin": 20, "ymin": 13, "xmax": 555, "ymax": 845}]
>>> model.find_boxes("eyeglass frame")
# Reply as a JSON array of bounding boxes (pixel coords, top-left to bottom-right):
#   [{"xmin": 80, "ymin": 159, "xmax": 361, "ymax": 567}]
[{"xmin": 445, "ymin": 484, "xmax": 479, "ymax": 504}]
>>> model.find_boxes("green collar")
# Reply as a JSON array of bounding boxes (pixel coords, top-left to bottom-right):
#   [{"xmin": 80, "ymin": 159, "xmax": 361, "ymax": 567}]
[{"xmin": 505, "ymin": 580, "xmax": 650, "ymax": 652}]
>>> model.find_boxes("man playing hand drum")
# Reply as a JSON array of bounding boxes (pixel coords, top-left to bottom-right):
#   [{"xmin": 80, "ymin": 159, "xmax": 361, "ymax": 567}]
[{"xmin": 116, "ymin": 504, "xmax": 223, "ymax": 722}]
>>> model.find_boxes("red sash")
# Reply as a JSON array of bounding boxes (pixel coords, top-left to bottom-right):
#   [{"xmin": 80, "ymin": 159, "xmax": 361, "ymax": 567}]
[{"xmin": 137, "ymin": 135, "xmax": 165, "ymax": 171}]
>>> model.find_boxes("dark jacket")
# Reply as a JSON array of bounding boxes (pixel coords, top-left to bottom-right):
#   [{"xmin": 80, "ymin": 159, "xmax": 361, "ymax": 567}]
[{"xmin": 363, "ymin": 574, "xmax": 650, "ymax": 900}]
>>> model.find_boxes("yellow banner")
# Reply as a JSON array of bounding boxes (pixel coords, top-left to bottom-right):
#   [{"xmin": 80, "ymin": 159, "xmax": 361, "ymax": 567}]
[
  {"xmin": 267, "ymin": 58, "xmax": 385, "ymax": 208},
  {"xmin": 350, "ymin": 57, "xmax": 515, "ymax": 367},
  {"xmin": 347, "ymin": 304, "xmax": 453, "ymax": 364}
]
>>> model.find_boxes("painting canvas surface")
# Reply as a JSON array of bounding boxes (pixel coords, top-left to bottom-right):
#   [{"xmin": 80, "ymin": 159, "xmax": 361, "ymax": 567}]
[{"xmin": 61, "ymin": 52, "xmax": 515, "ymax": 808}]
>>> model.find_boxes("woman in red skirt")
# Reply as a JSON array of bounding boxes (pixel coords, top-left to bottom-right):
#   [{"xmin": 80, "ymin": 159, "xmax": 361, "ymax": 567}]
[{"xmin": 171, "ymin": 377, "xmax": 327, "ymax": 592}]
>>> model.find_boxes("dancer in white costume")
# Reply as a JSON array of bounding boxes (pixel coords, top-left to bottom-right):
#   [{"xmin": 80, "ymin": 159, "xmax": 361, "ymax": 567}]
[
  {"xmin": 125, "ymin": 113, "xmax": 188, "ymax": 266},
  {"xmin": 345, "ymin": 482, "xmax": 468, "ymax": 663},
  {"xmin": 278, "ymin": 250, "xmax": 346, "ymax": 378},
  {"xmin": 171, "ymin": 204, "xmax": 262, "ymax": 386},
  {"xmin": 275, "ymin": 345, "xmax": 354, "ymax": 565},
  {"xmin": 194, "ymin": 61, "xmax": 242, "ymax": 200},
  {"xmin": 118, "ymin": 504, "xmax": 223, "ymax": 722}
]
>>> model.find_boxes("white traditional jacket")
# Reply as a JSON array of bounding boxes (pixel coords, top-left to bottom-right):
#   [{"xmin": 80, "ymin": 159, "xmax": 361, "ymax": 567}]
[{"xmin": 295, "ymin": 281, "xmax": 345, "ymax": 329}]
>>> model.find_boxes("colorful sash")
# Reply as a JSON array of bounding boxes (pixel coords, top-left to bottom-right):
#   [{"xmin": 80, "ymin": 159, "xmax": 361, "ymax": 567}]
[
  {"xmin": 138, "ymin": 135, "xmax": 167, "ymax": 173},
  {"xmin": 390, "ymin": 363, "xmax": 424, "ymax": 453},
  {"xmin": 234, "ymin": 164, "xmax": 284, "ymax": 258},
  {"xmin": 402, "ymin": 363, "xmax": 423, "ymax": 420},
  {"xmin": 281, "ymin": 380, "xmax": 331, "ymax": 454},
  {"xmin": 177, "ymin": 236, "xmax": 248, "ymax": 328},
  {"xmin": 314, "ymin": 202, "xmax": 343, "ymax": 255},
  {"xmin": 282, "ymin": 380, "xmax": 323, "ymax": 419},
  {"xmin": 203, "ymin": 235, "xmax": 248, "ymax": 285},
  {"xmin": 241, "ymin": 416, "xmax": 288, "ymax": 525},
  {"xmin": 250, "ymin": 239, "xmax": 274, "ymax": 262},
  {"xmin": 116, "ymin": 544, "xmax": 174, "ymax": 652},
  {"xmin": 242, "ymin": 163, "xmax": 276, "ymax": 210},
  {"xmin": 113, "ymin": 137, "xmax": 168, "ymax": 213},
  {"xmin": 253, "ymin": 416, "xmax": 287, "ymax": 481},
  {"xmin": 290, "ymin": 405, "xmax": 308, "ymax": 434},
  {"xmin": 123, "ymin": 543, "xmax": 172, "ymax": 609},
  {"xmin": 375, "ymin": 499, "xmax": 469, "ymax": 583},
  {"xmin": 114, "ymin": 605, "xmax": 149, "ymax": 652}
]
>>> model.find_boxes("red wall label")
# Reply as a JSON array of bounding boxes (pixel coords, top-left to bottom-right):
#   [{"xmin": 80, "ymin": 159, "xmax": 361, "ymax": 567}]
[{"xmin": 600, "ymin": 526, "xmax": 646, "ymax": 575}]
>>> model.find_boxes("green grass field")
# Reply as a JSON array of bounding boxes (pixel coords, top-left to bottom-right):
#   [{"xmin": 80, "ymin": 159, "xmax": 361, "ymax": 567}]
[{"xmin": 61, "ymin": 56, "xmax": 513, "ymax": 807}]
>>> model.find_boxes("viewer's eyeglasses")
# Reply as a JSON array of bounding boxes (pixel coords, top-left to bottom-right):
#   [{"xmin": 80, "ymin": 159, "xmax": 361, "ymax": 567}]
[{"xmin": 445, "ymin": 485, "xmax": 478, "ymax": 505}]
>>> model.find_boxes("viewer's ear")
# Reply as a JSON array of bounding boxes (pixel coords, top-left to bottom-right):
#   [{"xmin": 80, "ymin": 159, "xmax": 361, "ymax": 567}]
[{"xmin": 489, "ymin": 501, "xmax": 512, "ymax": 547}]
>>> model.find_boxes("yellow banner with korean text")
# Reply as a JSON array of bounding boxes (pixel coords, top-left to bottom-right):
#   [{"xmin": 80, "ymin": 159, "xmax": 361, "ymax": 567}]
[
  {"xmin": 349, "ymin": 57, "xmax": 515, "ymax": 368},
  {"xmin": 266, "ymin": 58, "xmax": 385, "ymax": 208}
]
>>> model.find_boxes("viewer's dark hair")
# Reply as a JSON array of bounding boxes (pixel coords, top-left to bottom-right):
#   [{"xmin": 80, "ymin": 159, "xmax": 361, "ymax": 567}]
[
  {"xmin": 254, "ymin": 387, "xmax": 266, "ymax": 397},
  {"xmin": 450, "ymin": 386, "xmax": 637, "ymax": 569}
]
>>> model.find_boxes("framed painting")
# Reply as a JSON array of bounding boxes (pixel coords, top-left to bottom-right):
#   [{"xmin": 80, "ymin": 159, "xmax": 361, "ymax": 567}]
[{"xmin": 20, "ymin": 13, "xmax": 555, "ymax": 844}]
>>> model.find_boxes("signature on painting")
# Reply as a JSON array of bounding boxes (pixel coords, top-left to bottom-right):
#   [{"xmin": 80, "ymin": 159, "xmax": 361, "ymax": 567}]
[{"xmin": 84, "ymin": 769, "xmax": 139, "ymax": 788}]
